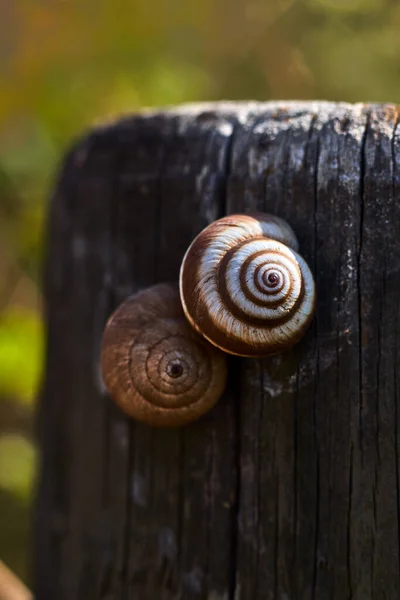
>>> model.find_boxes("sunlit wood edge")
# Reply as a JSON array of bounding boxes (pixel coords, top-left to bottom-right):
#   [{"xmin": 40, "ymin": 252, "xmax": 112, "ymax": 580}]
[{"xmin": 0, "ymin": 561, "xmax": 32, "ymax": 600}]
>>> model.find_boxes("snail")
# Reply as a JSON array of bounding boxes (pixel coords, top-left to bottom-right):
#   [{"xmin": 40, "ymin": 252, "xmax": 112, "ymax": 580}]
[
  {"xmin": 100, "ymin": 283, "xmax": 227, "ymax": 426},
  {"xmin": 179, "ymin": 213, "xmax": 315, "ymax": 357}
]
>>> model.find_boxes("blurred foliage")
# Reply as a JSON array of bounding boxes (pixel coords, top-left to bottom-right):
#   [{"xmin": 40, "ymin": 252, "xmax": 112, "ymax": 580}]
[
  {"xmin": 0, "ymin": 308, "xmax": 43, "ymax": 405},
  {"xmin": 1, "ymin": 0, "xmax": 400, "ymax": 586}
]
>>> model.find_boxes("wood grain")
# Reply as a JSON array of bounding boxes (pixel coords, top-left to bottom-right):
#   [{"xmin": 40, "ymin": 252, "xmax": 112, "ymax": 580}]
[{"xmin": 35, "ymin": 102, "xmax": 400, "ymax": 599}]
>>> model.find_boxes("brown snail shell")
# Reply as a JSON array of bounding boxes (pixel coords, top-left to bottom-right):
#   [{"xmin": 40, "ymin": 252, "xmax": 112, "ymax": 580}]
[
  {"xmin": 100, "ymin": 283, "xmax": 227, "ymax": 426},
  {"xmin": 179, "ymin": 213, "xmax": 316, "ymax": 357}
]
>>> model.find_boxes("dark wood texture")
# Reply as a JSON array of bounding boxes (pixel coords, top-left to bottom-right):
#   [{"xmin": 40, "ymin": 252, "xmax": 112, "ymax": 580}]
[{"xmin": 35, "ymin": 102, "xmax": 400, "ymax": 599}]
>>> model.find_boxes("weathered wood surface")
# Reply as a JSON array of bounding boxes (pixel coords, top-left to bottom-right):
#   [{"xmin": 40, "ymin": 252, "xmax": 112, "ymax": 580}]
[{"xmin": 35, "ymin": 101, "xmax": 400, "ymax": 599}]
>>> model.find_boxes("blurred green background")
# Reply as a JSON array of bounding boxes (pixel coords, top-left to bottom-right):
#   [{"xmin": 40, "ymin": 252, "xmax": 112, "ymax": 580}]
[{"xmin": 1, "ymin": 0, "xmax": 400, "ymax": 586}]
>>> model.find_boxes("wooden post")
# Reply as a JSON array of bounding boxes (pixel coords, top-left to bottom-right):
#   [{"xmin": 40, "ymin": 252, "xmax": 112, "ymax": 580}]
[{"xmin": 34, "ymin": 102, "xmax": 400, "ymax": 599}]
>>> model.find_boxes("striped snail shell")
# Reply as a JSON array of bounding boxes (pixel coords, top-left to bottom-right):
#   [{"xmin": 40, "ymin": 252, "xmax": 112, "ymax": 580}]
[
  {"xmin": 100, "ymin": 283, "xmax": 227, "ymax": 427},
  {"xmin": 179, "ymin": 213, "xmax": 316, "ymax": 357}
]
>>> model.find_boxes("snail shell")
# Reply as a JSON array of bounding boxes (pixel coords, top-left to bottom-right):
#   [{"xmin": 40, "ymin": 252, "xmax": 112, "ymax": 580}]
[
  {"xmin": 100, "ymin": 283, "xmax": 227, "ymax": 426},
  {"xmin": 179, "ymin": 213, "xmax": 315, "ymax": 357}
]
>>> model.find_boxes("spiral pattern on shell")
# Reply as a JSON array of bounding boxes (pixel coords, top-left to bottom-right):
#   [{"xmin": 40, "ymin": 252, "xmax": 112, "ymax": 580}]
[
  {"xmin": 180, "ymin": 213, "xmax": 315, "ymax": 357},
  {"xmin": 101, "ymin": 283, "xmax": 227, "ymax": 426}
]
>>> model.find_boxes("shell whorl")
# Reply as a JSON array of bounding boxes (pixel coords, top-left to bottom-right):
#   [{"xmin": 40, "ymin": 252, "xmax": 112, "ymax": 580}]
[
  {"xmin": 179, "ymin": 213, "xmax": 315, "ymax": 357},
  {"xmin": 101, "ymin": 283, "xmax": 227, "ymax": 426}
]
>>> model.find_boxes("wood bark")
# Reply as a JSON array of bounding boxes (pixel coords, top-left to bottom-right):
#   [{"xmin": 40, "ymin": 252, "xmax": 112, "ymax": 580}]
[{"xmin": 35, "ymin": 101, "xmax": 400, "ymax": 599}]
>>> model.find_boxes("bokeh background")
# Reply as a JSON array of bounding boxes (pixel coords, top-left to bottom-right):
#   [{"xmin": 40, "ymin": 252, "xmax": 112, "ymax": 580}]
[{"xmin": 1, "ymin": 0, "xmax": 400, "ymax": 585}]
